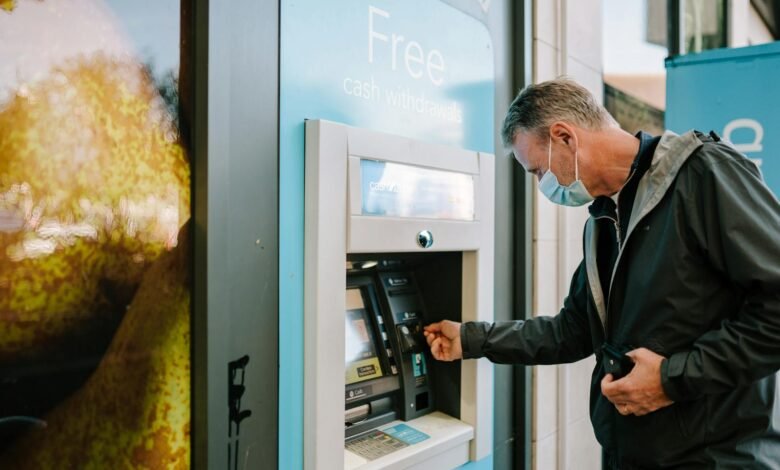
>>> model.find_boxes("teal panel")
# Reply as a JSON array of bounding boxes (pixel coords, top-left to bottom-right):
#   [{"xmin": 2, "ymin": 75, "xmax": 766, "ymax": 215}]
[
  {"xmin": 459, "ymin": 454, "xmax": 494, "ymax": 469},
  {"xmin": 666, "ymin": 42, "xmax": 780, "ymax": 195},
  {"xmin": 280, "ymin": 1, "xmax": 494, "ymax": 467}
]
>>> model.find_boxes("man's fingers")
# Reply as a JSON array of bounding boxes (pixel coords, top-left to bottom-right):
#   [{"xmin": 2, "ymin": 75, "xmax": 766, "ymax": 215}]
[
  {"xmin": 601, "ymin": 374, "xmax": 616, "ymax": 398},
  {"xmin": 431, "ymin": 337, "xmax": 444, "ymax": 360},
  {"xmin": 426, "ymin": 325, "xmax": 450, "ymax": 360},
  {"xmin": 430, "ymin": 337, "xmax": 441, "ymax": 357},
  {"xmin": 426, "ymin": 321, "xmax": 462, "ymax": 361},
  {"xmin": 633, "ymin": 407, "xmax": 650, "ymax": 417},
  {"xmin": 624, "ymin": 348, "xmax": 644, "ymax": 362},
  {"xmin": 615, "ymin": 403, "xmax": 632, "ymax": 416},
  {"xmin": 602, "ymin": 374, "xmax": 632, "ymax": 403},
  {"xmin": 616, "ymin": 403, "xmax": 656, "ymax": 417},
  {"xmin": 631, "ymin": 402, "xmax": 660, "ymax": 417}
]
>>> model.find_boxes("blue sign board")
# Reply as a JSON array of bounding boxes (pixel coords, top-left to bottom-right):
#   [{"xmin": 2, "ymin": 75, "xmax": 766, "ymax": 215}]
[
  {"xmin": 666, "ymin": 41, "xmax": 780, "ymax": 195},
  {"xmin": 279, "ymin": 1, "xmax": 494, "ymax": 468}
]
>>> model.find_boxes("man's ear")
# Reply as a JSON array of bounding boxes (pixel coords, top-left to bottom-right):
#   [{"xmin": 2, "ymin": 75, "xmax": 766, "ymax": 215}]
[{"xmin": 550, "ymin": 121, "xmax": 578, "ymax": 151}]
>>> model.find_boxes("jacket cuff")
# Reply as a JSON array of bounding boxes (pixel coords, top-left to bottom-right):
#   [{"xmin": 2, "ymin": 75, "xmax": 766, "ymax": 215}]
[
  {"xmin": 461, "ymin": 322, "xmax": 491, "ymax": 360},
  {"xmin": 660, "ymin": 352, "xmax": 695, "ymax": 402}
]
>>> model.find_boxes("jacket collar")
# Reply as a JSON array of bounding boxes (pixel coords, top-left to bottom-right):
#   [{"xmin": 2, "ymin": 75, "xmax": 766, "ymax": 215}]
[
  {"xmin": 625, "ymin": 130, "xmax": 703, "ymax": 238},
  {"xmin": 583, "ymin": 130, "xmax": 703, "ymax": 328}
]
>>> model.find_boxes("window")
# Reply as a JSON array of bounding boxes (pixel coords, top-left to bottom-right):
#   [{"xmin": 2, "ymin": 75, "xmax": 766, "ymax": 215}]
[{"xmin": 602, "ymin": 0, "xmax": 728, "ymax": 133}]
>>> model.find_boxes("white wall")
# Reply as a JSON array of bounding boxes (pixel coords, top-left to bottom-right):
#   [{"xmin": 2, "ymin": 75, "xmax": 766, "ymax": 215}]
[
  {"xmin": 531, "ymin": 0, "xmax": 603, "ymax": 468},
  {"xmin": 730, "ymin": 0, "xmax": 775, "ymax": 47}
]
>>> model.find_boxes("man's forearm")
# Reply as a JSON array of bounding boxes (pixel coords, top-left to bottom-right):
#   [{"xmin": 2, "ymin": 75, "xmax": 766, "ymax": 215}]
[{"xmin": 460, "ymin": 316, "xmax": 592, "ymax": 365}]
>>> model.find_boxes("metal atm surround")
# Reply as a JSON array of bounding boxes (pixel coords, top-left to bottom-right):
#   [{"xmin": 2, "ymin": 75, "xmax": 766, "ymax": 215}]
[{"xmin": 304, "ymin": 120, "xmax": 494, "ymax": 469}]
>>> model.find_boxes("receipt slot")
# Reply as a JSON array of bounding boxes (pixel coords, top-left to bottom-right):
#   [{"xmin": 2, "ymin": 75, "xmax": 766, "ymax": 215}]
[{"xmin": 304, "ymin": 120, "xmax": 494, "ymax": 469}]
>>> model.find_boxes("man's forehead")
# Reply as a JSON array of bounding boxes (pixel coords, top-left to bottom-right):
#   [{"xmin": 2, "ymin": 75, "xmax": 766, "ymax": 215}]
[
  {"xmin": 515, "ymin": 129, "xmax": 545, "ymax": 145},
  {"xmin": 511, "ymin": 131, "xmax": 540, "ymax": 160}
]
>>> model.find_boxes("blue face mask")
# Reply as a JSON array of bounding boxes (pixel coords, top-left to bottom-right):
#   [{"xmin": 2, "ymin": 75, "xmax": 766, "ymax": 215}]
[{"xmin": 538, "ymin": 136, "xmax": 594, "ymax": 207}]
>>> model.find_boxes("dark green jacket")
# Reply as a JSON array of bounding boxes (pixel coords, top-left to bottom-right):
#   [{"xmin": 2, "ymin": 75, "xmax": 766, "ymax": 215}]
[{"xmin": 462, "ymin": 130, "xmax": 780, "ymax": 468}]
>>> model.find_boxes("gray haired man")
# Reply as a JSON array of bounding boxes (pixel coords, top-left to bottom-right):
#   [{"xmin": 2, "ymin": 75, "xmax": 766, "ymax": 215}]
[{"xmin": 425, "ymin": 78, "xmax": 780, "ymax": 468}]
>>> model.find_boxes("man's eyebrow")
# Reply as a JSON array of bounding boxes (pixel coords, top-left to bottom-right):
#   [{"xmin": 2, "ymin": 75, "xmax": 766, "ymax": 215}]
[
  {"xmin": 526, "ymin": 165, "xmax": 544, "ymax": 177},
  {"xmin": 519, "ymin": 160, "xmax": 534, "ymax": 173}
]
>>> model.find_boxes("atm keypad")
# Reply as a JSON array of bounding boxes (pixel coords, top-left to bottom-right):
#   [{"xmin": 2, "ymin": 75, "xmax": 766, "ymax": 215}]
[{"xmin": 346, "ymin": 430, "xmax": 408, "ymax": 460}]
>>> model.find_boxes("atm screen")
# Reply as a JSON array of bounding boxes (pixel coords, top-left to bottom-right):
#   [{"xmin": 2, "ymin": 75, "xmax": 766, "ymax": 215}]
[
  {"xmin": 345, "ymin": 288, "xmax": 384, "ymax": 385},
  {"xmin": 360, "ymin": 159, "xmax": 475, "ymax": 221}
]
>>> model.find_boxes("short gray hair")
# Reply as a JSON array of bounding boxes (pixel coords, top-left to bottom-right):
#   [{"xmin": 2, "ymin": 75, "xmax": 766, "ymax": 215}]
[{"xmin": 501, "ymin": 78, "xmax": 616, "ymax": 147}]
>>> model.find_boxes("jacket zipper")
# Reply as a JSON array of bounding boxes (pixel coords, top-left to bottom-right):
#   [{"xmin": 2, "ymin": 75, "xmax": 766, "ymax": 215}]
[
  {"xmin": 601, "ymin": 169, "xmax": 636, "ymax": 333},
  {"xmin": 593, "ymin": 214, "xmax": 620, "ymax": 249},
  {"xmin": 611, "ymin": 167, "xmax": 635, "ymax": 250},
  {"xmin": 605, "ymin": 209, "xmax": 656, "ymax": 338},
  {"xmin": 592, "ymin": 214, "xmax": 618, "ymax": 337}
]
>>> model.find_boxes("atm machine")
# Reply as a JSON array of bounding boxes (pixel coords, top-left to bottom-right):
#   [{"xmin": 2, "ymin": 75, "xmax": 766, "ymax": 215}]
[{"xmin": 304, "ymin": 120, "xmax": 494, "ymax": 469}]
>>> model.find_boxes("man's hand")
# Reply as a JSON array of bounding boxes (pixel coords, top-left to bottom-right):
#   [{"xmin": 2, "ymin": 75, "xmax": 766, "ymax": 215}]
[
  {"xmin": 423, "ymin": 320, "xmax": 462, "ymax": 361},
  {"xmin": 601, "ymin": 347, "xmax": 673, "ymax": 416}
]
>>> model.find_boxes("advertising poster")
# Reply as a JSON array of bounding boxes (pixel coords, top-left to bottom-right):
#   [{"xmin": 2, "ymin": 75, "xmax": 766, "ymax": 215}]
[{"xmin": 0, "ymin": 1, "xmax": 190, "ymax": 467}]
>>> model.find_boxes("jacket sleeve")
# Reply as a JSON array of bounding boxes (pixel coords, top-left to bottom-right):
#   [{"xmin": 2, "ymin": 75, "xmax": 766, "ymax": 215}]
[
  {"xmin": 661, "ymin": 147, "xmax": 780, "ymax": 401},
  {"xmin": 460, "ymin": 260, "xmax": 593, "ymax": 365}
]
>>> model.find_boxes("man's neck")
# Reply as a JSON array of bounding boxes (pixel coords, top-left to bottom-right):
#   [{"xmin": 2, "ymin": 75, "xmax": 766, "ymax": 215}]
[{"xmin": 591, "ymin": 128, "xmax": 640, "ymax": 197}]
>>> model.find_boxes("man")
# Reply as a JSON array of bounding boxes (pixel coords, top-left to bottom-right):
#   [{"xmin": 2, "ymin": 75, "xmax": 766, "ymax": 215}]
[{"xmin": 424, "ymin": 78, "xmax": 780, "ymax": 468}]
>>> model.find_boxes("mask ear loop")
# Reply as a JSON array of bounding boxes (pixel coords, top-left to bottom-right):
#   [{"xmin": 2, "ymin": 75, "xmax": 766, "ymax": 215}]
[
  {"xmin": 574, "ymin": 147, "xmax": 579, "ymax": 181},
  {"xmin": 547, "ymin": 135, "xmax": 552, "ymax": 173}
]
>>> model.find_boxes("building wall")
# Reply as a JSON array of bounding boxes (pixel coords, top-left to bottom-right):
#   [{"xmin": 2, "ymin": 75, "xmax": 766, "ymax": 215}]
[
  {"xmin": 730, "ymin": 0, "xmax": 775, "ymax": 46},
  {"xmin": 531, "ymin": 0, "xmax": 603, "ymax": 468},
  {"xmin": 604, "ymin": 84, "xmax": 665, "ymax": 136}
]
